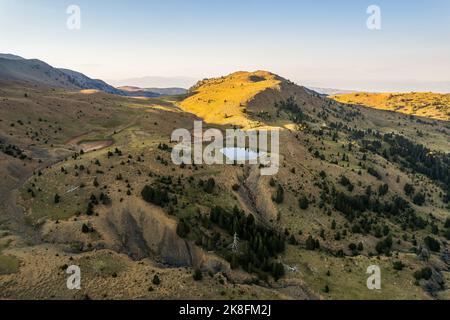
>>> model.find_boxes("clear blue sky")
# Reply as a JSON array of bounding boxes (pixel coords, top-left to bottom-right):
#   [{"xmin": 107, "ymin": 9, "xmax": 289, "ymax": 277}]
[{"xmin": 1, "ymin": 0, "xmax": 449, "ymax": 91}]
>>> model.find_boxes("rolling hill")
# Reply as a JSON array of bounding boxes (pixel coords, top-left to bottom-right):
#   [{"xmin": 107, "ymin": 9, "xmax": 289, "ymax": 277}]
[{"xmin": 330, "ymin": 92, "xmax": 450, "ymax": 121}]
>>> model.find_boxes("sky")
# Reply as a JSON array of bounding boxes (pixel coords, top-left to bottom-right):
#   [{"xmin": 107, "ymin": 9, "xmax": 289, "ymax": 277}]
[{"xmin": 0, "ymin": 0, "xmax": 450, "ymax": 91}]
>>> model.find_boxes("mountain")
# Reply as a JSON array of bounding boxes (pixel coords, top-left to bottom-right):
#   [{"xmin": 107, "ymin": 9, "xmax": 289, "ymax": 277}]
[
  {"xmin": 0, "ymin": 53, "xmax": 25, "ymax": 60},
  {"xmin": 0, "ymin": 55, "xmax": 80, "ymax": 89},
  {"xmin": 307, "ymin": 87, "xmax": 359, "ymax": 96},
  {"xmin": 330, "ymin": 92, "xmax": 450, "ymax": 121},
  {"xmin": 58, "ymin": 68, "xmax": 122, "ymax": 95},
  {"xmin": 109, "ymin": 75, "xmax": 197, "ymax": 89},
  {"xmin": 179, "ymin": 70, "xmax": 338, "ymax": 129},
  {"xmin": 118, "ymin": 86, "xmax": 187, "ymax": 97},
  {"xmin": 0, "ymin": 53, "xmax": 123, "ymax": 94},
  {"xmin": 0, "ymin": 53, "xmax": 188, "ymax": 98}
]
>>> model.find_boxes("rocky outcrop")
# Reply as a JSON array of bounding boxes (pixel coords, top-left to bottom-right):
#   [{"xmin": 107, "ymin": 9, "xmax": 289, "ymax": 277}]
[{"xmin": 40, "ymin": 198, "xmax": 230, "ymax": 273}]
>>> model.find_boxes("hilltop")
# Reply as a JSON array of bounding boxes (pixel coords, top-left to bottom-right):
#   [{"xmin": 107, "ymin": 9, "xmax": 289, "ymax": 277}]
[
  {"xmin": 179, "ymin": 70, "xmax": 330, "ymax": 129},
  {"xmin": 330, "ymin": 92, "xmax": 450, "ymax": 121},
  {"xmin": 180, "ymin": 71, "xmax": 284, "ymax": 128}
]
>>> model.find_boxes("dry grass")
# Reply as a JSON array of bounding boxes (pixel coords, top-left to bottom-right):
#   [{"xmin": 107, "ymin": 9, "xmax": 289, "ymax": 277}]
[
  {"xmin": 330, "ymin": 92, "xmax": 450, "ymax": 121},
  {"xmin": 179, "ymin": 71, "xmax": 281, "ymax": 128}
]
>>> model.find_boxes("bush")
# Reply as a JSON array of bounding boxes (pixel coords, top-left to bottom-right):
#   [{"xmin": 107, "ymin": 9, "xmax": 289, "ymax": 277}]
[
  {"xmin": 392, "ymin": 261, "xmax": 405, "ymax": 271},
  {"xmin": 375, "ymin": 235, "xmax": 393, "ymax": 255},
  {"xmin": 141, "ymin": 185, "xmax": 169, "ymax": 206},
  {"xmin": 305, "ymin": 235, "xmax": 320, "ymax": 251},
  {"xmin": 152, "ymin": 274, "xmax": 161, "ymax": 285},
  {"xmin": 299, "ymin": 196, "xmax": 309, "ymax": 210},
  {"xmin": 414, "ymin": 267, "xmax": 432, "ymax": 281},
  {"xmin": 54, "ymin": 194, "xmax": 60, "ymax": 204},
  {"xmin": 272, "ymin": 262, "xmax": 285, "ymax": 281},
  {"xmin": 203, "ymin": 178, "xmax": 215, "ymax": 194},
  {"xmin": 413, "ymin": 193, "xmax": 425, "ymax": 206},
  {"xmin": 269, "ymin": 178, "xmax": 276, "ymax": 187},
  {"xmin": 81, "ymin": 223, "xmax": 94, "ymax": 233},
  {"xmin": 193, "ymin": 268, "xmax": 203, "ymax": 281},
  {"xmin": 424, "ymin": 236, "xmax": 440, "ymax": 252},
  {"xmin": 176, "ymin": 219, "xmax": 190, "ymax": 238},
  {"xmin": 404, "ymin": 183, "xmax": 415, "ymax": 196},
  {"xmin": 272, "ymin": 184, "xmax": 284, "ymax": 204},
  {"xmin": 86, "ymin": 202, "xmax": 94, "ymax": 215},
  {"xmin": 444, "ymin": 229, "xmax": 450, "ymax": 240},
  {"xmin": 444, "ymin": 218, "xmax": 450, "ymax": 229},
  {"xmin": 378, "ymin": 184, "xmax": 389, "ymax": 196}
]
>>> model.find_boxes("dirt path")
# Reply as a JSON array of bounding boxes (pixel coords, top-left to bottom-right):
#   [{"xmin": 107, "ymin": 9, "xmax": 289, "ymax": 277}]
[{"xmin": 77, "ymin": 140, "xmax": 113, "ymax": 152}]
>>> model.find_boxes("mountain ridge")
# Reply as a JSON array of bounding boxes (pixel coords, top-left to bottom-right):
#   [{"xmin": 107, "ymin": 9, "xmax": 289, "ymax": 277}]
[{"xmin": 0, "ymin": 54, "xmax": 176, "ymax": 98}]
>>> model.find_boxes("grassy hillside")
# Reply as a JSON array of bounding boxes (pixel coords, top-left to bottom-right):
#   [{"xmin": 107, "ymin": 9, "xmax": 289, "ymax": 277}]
[
  {"xmin": 1, "ymin": 74, "xmax": 450, "ymax": 300},
  {"xmin": 330, "ymin": 92, "xmax": 450, "ymax": 121},
  {"xmin": 179, "ymin": 71, "xmax": 282, "ymax": 128}
]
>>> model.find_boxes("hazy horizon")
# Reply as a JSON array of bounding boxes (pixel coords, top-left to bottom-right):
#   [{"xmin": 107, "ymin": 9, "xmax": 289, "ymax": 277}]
[{"xmin": 1, "ymin": 0, "xmax": 450, "ymax": 92}]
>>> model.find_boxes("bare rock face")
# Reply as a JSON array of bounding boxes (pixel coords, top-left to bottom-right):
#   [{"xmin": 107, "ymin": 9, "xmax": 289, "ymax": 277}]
[
  {"xmin": 103, "ymin": 199, "xmax": 231, "ymax": 273},
  {"xmin": 235, "ymin": 166, "xmax": 278, "ymax": 225},
  {"xmin": 41, "ymin": 197, "xmax": 230, "ymax": 273},
  {"xmin": 102, "ymin": 198, "xmax": 201, "ymax": 266}
]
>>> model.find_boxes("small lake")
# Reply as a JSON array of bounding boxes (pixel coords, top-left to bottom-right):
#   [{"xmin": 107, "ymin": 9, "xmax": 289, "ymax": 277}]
[{"xmin": 219, "ymin": 147, "xmax": 265, "ymax": 161}]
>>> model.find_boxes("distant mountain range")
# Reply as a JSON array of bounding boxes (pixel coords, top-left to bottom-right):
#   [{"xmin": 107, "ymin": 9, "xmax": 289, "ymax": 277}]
[
  {"xmin": 118, "ymin": 86, "xmax": 187, "ymax": 96},
  {"xmin": 108, "ymin": 76, "xmax": 197, "ymax": 89},
  {"xmin": 306, "ymin": 86, "xmax": 359, "ymax": 96},
  {"xmin": 0, "ymin": 54, "xmax": 185, "ymax": 97}
]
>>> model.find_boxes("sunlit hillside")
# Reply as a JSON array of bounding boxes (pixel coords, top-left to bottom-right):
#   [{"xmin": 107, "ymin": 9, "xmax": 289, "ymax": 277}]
[
  {"xmin": 330, "ymin": 92, "xmax": 450, "ymax": 121},
  {"xmin": 179, "ymin": 71, "xmax": 281, "ymax": 128}
]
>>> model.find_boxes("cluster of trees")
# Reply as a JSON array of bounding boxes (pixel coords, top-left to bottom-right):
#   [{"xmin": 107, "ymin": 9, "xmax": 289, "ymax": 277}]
[
  {"xmin": 305, "ymin": 235, "xmax": 320, "ymax": 251},
  {"xmin": 200, "ymin": 178, "xmax": 216, "ymax": 194},
  {"xmin": 332, "ymin": 190, "xmax": 428, "ymax": 237},
  {"xmin": 339, "ymin": 175, "xmax": 354, "ymax": 192},
  {"xmin": 0, "ymin": 142, "xmax": 29, "ymax": 160},
  {"xmin": 444, "ymin": 219, "xmax": 450, "ymax": 241},
  {"xmin": 403, "ymin": 183, "xmax": 426, "ymax": 206},
  {"xmin": 274, "ymin": 96, "xmax": 310, "ymax": 124},
  {"xmin": 424, "ymin": 236, "xmax": 441, "ymax": 252},
  {"xmin": 107, "ymin": 147, "xmax": 123, "ymax": 158},
  {"xmin": 157, "ymin": 143, "xmax": 172, "ymax": 152},
  {"xmin": 85, "ymin": 192, "xmax": 110, "ymax": 215},
  {"xmin": 141, "ymin": 185, "xmax": 170, "ymax": 207},
  {"xmin": 414, "ymin": 267, "xmax": 433, "ymax": 281},
  {"xmin": 209, "ymin": 205, "xmax": 286, "ymax": 280},
  {"xmin": 381, "ymin": 133, "xmax": 450, "ymax": 202},
  {"xmin": 375, "ymin": 235, "xmax": 393, "ymax": 255}
]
